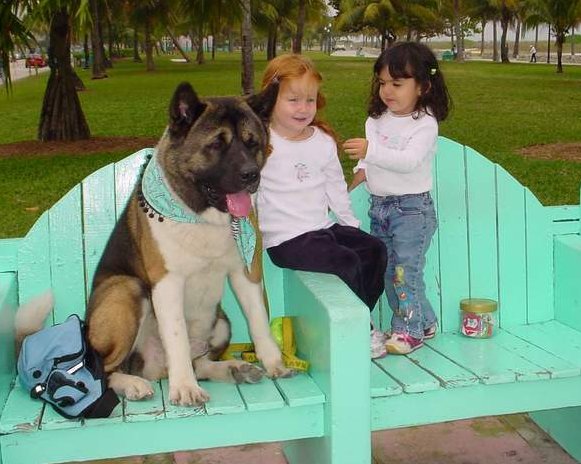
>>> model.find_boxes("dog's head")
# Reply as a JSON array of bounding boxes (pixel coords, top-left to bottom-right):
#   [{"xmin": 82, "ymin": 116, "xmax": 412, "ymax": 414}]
[{"xmin": 157, "ymin": 81, "xmax": 278, "ymax": 217}]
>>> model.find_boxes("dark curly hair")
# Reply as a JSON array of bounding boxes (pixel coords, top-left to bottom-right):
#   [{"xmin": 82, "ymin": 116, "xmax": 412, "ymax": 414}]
[{"xmin": 368, "ymin": 42, "xmax": 451, "ymax": 122}]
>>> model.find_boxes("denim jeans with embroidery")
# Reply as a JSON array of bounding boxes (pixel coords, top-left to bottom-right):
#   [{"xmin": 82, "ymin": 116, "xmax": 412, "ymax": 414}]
[{"xmin": 369, "ymin": 192, "xmax": 438, "ymax": 339}]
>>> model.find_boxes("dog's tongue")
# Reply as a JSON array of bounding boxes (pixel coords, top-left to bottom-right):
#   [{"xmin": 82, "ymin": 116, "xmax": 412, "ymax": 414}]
[{"xmin": 226, "ymin": 191, "xmax": 251, "ymax": 217}]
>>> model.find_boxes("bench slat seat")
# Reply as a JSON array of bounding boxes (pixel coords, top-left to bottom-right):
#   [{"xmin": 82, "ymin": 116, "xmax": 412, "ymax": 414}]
[{"xmin": 0, "ymin": 373, "xmax": 325, "ymax": 464}]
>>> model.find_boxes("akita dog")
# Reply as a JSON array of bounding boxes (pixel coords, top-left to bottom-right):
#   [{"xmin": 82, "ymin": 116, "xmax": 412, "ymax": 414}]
[{"xmin": 84, "ymin": 81, "xmax": 289, "ymax": 407}]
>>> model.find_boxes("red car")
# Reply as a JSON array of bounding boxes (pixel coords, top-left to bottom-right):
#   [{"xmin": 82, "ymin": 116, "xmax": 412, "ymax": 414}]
[{"xmin": 25, "ymin": 53, "xmax": 47, "ymax": 68}]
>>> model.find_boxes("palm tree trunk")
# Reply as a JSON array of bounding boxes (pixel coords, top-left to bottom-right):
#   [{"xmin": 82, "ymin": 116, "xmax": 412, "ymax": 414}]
[
  {"xmin": 83, "ymin": 33, "xmax": 90, "ymax": 68},
  {"xmin": 267, "ymin": 28, "xmax": 276, "ymax": 60},
  {"xmin": 500, "ymin": 9, "xmax": 510, "ymax": 63},
  {"xmin": 196, "ymin": 25, "xmax": 205, "ymax": 64},
  {"xmin": 480, "ymin": 19, "xmax": 485, "ymax": 55},
  {"xmin": 453, "ymin": 0, "xmax": 463, "ymax": 61},
  {"xmin": 293, "ymin": 0, "xmax": 306, "ymax": 53},
  {"xmin": 90, "ymin": 0, "xmax": 108, "ymax": 79},
  {"xmin": 166, "ymin": 28, "xmax": 190, "ymax": 62},
  {"xmin": 512, "ymin": 20, "xmax": 520, "ymax": 58},
  {"xmin": 39, "ymin": 8, "xmax": 90, "ymax": 141},
  {"xmin": 133, "ymin": 27, "xmax": 142, "ymax": 63},
  {"xmin": 556, "ymin": 33, "xmax": 563, "ymax": 72},
  {"xmin": 493, "ymin": 20, "xmax": 498, "ymax": 61},
  {"xmin": 571, "ymin": 27, "xmax": 575, "ymax": 56},
  {"xmin": 241, "ymin": 0, "xmax": 254, "ymax": 95},
  {"xmin": 547, "ymin": 25, "xmax": 551, "ymax": 63},
  {"xmin": 144, "ymin": 17, "xmax": 155, "ymax": 71}
]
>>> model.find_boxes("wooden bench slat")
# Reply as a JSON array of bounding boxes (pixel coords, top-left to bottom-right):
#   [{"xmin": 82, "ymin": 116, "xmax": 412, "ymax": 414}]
[
  {"xmin": 465, "ymin": 147, "xmax": 499, "ymax": 302},
  {"xmin": 17, "ymin": 213, "xmax": 51, "ymax": 314},
  {"xmin": 492, "ymin": 329, "xmax": 580, "ymax": 379},
  {"xmin": 409, "ymin": 344, "xmax": 480, "ymax": 389},
  {"xmin": 509, "ymin": 321, "xmax": 581, "ymax": 367},
  {"xmin": 496, "ymin": 165, "xmax": 528, "ymax": 328},
  {"xmin": 425, "ymin": 153, "xmax": 442, "ymax": 330},
  {"xmin": 160, "ymin": 379, "xmax": 206, "ymax": 419},
  {"xmin": 201, "ymin": 381, "xmax": 246, "ymax": 415},
  {"xmin": 238, "ymin": 379, "xmax": 285, "ymax": 411},
  {"xmin": 427, "ymin": 330, "xmax": 549, "ymax": 384},
  {"xmin": 124, "ymin": 380, "xmax": 165, "ymax": 422},
  {"xmin": 435, "ymin": 138, "xmax": 470, "ymax": 333},
  {"xmin": 370, "ymin": 361, "xmax": 403, "ymax": 398},
  {"xmin": 375, "ymin": 355, "xmax": 440, "ymax": 393},
  {"xmin": 114, "ymin": 149, "xmax": 149, "ymax": 218},
  {"xmin": 83, "ymin": 401, "xmax": 124, "ymax": 427},
  {"xmin": 524, "ymin": 190, "xmax": 553, "ymax": 323},
  {"xmin": 40, "ymin": 405, "xmax": 83, "ymax": 431},
  {"xmin": 275, "ymin": 373, "xmax": 326, "ymax": 406},
  {"xmin": 0, "ymin": 382, "xmax": 42, "ymax": 434},
  {"xmin": 82, "ymin": 164, "xmax": 116, "ymax": 297},
  {"xmin": 48, "ymin": 184, "xmax": 86, "ymax": 322}
]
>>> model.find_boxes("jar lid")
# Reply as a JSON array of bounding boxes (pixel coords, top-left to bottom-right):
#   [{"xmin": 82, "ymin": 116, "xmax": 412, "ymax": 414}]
[{"xmin": 460, "ymin": 298, "xmax": 497, "ymax": 313}]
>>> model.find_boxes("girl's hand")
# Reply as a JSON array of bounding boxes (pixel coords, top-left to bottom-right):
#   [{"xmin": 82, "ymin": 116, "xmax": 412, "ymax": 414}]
[{"xmin": 343, "ymin": 138, "xmax": 369, "ymax": 160}]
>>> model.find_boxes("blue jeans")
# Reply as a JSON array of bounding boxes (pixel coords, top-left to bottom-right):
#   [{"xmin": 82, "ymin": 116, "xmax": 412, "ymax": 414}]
[{"xmin": 369, "ymin": 192, "xmax": 438, "ymax": 339}]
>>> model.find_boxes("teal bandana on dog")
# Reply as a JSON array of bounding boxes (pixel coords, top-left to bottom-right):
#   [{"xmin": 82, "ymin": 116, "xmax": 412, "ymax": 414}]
[{"xmin": 140, "ymin": 149, "xmax": 256, "ymax": 270}]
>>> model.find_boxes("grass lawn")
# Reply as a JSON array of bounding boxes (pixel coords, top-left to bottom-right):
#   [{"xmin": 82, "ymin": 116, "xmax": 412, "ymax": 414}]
[{"xmin": 1, "ymin": 52, "xmax": 580, "ymax": 238}]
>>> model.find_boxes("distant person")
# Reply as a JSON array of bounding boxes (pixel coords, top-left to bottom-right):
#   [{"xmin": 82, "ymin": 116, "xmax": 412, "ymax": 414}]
[
  {"xmin": 530, "ymin": 45, "xmax": 537, "ymax": 63},
  {"xmin": 344, "ymin": 42, "xmax": 452, "ymax": 354},
  {"xmin": 451, "ymin": 43, "xmax": 457, "ymax": 59}
]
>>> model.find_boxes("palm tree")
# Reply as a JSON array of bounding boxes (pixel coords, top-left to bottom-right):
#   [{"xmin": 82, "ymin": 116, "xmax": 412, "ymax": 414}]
[
  {"xmin": 241, "ymin": 0, "xmax": 253, "ymax": 94},
  {"xmin": 0, "ymin": 0, "xmax": 36, "ymax": 91},
  {"xmin": 89, "ymin": 0, "xmax": 108, "ymax": 79},
  {"xmin": 38, "ymin": 4, "xmax": 91, "ymax": 140},
  {"xmin": 336, "ymin": 0, "xmax": 398, "ymax": 50},
  {"xmin": 533, "ymin": 0, "xmax": 581, "ymax": 72}
]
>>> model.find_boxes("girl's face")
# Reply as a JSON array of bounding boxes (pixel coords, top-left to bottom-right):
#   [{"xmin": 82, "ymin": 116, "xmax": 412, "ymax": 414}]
[
  {"xmin": 377, "ymin": 67, "xmax": 422, "ymax": 116},
  {"xmin": 271, "ymin": 74, "xmax": 318, "ymax": 139}
]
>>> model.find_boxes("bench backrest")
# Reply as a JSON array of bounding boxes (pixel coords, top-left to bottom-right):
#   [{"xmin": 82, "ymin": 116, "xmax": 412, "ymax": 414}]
[
  {"xmin": 351, "ymin": 137, "xmax": 554, "ymax": 333},
  {"xmin": 15, "ymin": 137, "xmax": 554, "ymax": 341}
]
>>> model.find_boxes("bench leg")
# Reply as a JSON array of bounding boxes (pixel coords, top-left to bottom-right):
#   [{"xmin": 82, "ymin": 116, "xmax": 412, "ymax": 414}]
[
  {"xmin": 530, "ymin": 408, "xmax": 581, "ymax": 462},
  {"xmin": 283, "ymin": 271, "xmax": 371, "ymax": 464}
]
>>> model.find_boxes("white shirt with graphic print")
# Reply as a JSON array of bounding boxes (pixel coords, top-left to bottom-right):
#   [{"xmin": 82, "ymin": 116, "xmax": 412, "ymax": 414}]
[
  {"xmin": 256, "ymin": 126, "xmax": 360, "ymax": 249},
  {"xmin": 356, "ymin": 111, "xmax": 438, "ymax": 196}
]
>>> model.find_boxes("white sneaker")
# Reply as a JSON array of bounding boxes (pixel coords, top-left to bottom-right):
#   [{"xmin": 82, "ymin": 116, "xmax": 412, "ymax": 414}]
[{"xmin": 370, "ymin": 329, "xmax": 388, "ymax": 359}]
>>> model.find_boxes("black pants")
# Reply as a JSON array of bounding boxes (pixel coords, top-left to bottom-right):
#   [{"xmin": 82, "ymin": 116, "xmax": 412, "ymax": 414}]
[{"xmin": 267, "ymin": 224, "xmax": 387, "ymax": 311}]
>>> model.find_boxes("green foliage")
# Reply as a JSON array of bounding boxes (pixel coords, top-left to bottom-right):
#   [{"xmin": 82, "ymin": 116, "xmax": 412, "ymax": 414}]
[{"xmin": 0, "ymin": 53, "xmax": 580, "ymax": 238}]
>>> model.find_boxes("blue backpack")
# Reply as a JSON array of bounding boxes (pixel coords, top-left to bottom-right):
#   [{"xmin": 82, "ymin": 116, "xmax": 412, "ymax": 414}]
[{"xmin": 17, "ymin": 314, "xmax": 119, "ymax": 419}]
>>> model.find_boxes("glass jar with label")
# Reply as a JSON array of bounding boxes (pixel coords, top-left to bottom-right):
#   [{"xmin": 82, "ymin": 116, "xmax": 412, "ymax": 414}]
[{"xmin": 460, "ymin": 298, "xmax": 497, "ymax": 338}]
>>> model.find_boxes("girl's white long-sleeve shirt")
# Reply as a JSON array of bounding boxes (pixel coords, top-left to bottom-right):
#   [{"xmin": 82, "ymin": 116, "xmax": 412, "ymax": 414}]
[
  {"xmin": 256, "ymin": 127, "xmax": 360, "ymax": 249},
  {"xmin": 357, "ymin": 111, "xmax": 438, "ymax": 196}
]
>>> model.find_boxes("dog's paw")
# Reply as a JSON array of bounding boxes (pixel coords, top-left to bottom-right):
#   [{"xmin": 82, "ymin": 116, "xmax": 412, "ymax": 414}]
[
  {"xmin": 264, "ymin": 362, "xmax": 294, "ymax": 379},
  {"xmin": 108, "ymin": 372, "xmax": 154, "ymax": 401},
  {"xmin": 169, "ymin": 382, "xmax": 210, "ymax": 407},
  {"xmin": 229, "ymin": 362, "xmax": 264, "ymax": 384},
  {"xmin": 255, "ymin": 339, "xmax": 293, "ymax": 378}
]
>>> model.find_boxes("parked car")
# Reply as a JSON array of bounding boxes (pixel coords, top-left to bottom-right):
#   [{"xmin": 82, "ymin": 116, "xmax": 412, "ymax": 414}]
[{"xmin": 25, "ymin": 53, "xmax": 47, "ymax": 68}]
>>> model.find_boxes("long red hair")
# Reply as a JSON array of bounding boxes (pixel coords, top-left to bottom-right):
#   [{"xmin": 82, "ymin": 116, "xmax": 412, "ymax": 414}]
[{"xmin": 261, "ymin": 54, "xmax": 338, "ymax": 143}]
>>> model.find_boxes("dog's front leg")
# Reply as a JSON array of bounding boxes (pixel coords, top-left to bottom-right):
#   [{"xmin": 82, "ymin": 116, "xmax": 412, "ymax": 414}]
[
  {"xmin": 152, "ymin": 274, "xmax": 210, "ymax": 406},
  {"xmin": 229, "ymin": 269, "xmax": 291, "ymax": 378}
]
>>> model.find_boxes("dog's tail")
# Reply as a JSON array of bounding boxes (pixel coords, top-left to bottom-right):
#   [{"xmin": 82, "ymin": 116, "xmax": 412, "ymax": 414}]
[{"xmin": 14, "ymin": 291, "xmax": 54, "ymax": 357}]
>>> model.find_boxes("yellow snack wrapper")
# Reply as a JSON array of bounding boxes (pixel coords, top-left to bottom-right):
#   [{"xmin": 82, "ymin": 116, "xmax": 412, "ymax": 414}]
[{"xmin": 221, "ymin": 316, "xmax": 309, "ymax": 372}]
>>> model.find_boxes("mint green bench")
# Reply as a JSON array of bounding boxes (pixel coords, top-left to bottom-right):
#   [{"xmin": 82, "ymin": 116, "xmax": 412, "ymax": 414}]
[{"xmin": 2, "ymin": 137, "xmax": 581, "ymax": 463}]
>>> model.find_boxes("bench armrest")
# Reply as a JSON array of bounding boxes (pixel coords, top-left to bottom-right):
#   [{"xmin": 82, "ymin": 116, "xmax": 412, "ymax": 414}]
[
  {"xmin": 0, "ymin": 272, "xmax": 18, "ymax": 415},
  {"xmin": 283, "ymin": 270, "xmax": 371, "ymax": 463},
  {"xmin": 554, "ymin": 235, "xmax": 581, "ymax": 331}
]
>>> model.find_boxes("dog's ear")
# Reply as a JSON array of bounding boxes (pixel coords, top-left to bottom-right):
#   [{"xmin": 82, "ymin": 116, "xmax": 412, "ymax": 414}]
[
  {"xmin": 168, "ymin": 82, "xmax": 207, "ymax": 140},
  {"xmin": 246, "ymin": 81, "xmax": 279, "ymax": 126}
]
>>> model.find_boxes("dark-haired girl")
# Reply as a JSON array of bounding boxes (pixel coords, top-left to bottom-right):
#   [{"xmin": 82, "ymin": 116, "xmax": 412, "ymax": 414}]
[{"xmin": 344, "ymin": 42, "xmax": 452, "ymax": 354}]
